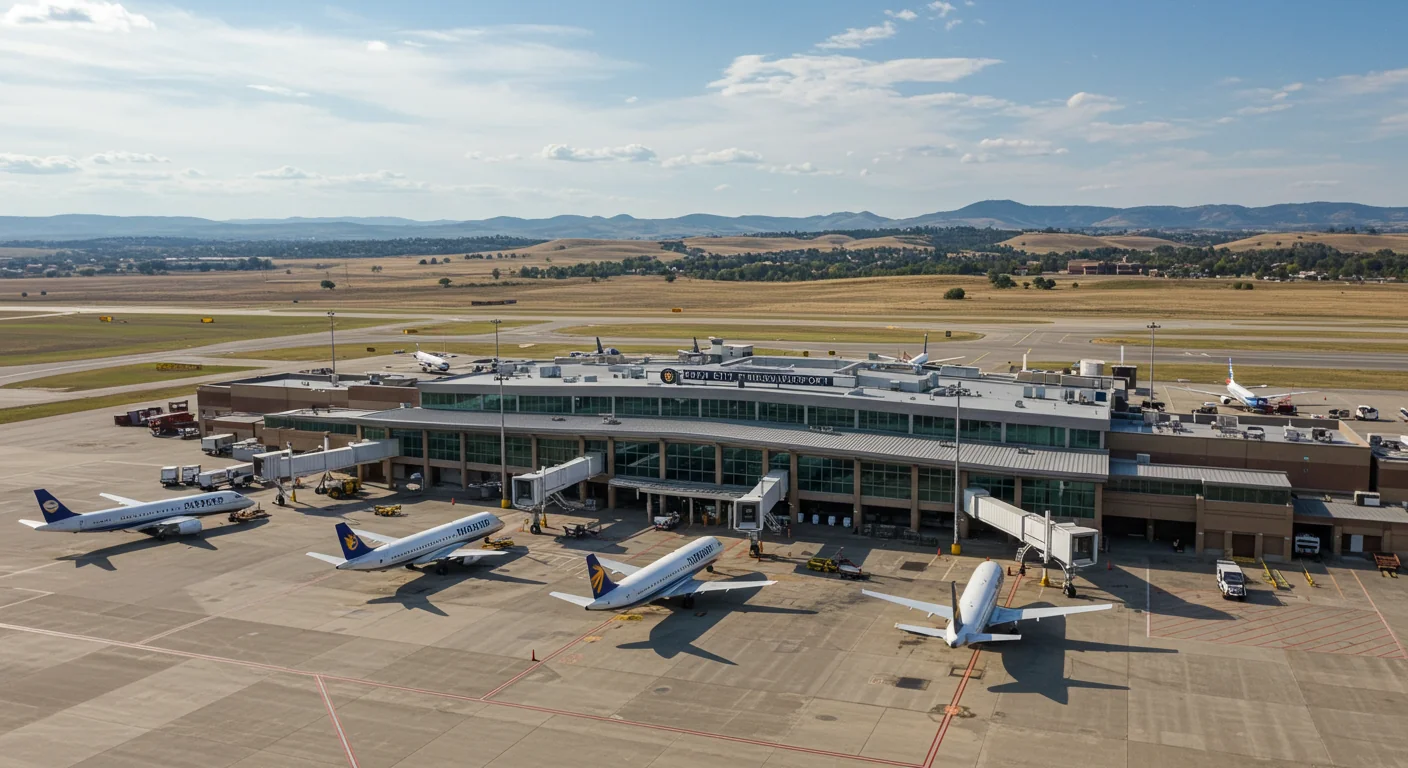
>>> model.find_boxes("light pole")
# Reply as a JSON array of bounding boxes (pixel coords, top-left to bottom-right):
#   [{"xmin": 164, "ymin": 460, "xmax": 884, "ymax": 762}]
[
  {"xmin": 951, "ymin": 385, "xmax": 962, "ymax": 555},
  {"xmin": 1146, "ymin": 321, "xmax": 1161, "ymax": 407},
  {"xmin": 492, "ymin": 319, "xmax": 508, "ymax": 509},
  {"xmin": 327, "ymin": 312, "xmax": 336, "ymax": 379}
]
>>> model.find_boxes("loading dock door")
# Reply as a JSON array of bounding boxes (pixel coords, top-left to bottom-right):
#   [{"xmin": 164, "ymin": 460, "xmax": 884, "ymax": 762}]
[
  {"xmin": 1345, "ymin": 534, "xmax": 1365, "ymax": 553},
  {"xmin": 1231, "ymin": 534, "xmax": 1256, "ymax": 559}
]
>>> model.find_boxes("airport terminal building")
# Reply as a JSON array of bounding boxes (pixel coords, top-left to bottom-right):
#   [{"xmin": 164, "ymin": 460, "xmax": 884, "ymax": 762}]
[{"xmin": 198, "ymin": 347, "xmax": 1408, "ymax": 560}]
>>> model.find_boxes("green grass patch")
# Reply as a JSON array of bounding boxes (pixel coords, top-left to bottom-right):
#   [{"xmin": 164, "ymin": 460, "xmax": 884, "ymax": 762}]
[
  {"xmin": 0, "ymin": 384, "xmax": 203, "ymax": 425},
  {"xmin": 0, "ymin": 313, "xmax": 395, "ymax": 366},
  {"xmin": 2, "ymin": 363, "xmax": 257, "ymax": 392},
  {"xmin": 555, "ymin": 323, "xmax": 982, "ymax": 345},
  {"xmin": 1029, "ymin": 360, "xmax": 1408, "ymax": 391},
  {"xmin": 1092, "ymin": 336, "xmax": 1408, "ymax": 354}
]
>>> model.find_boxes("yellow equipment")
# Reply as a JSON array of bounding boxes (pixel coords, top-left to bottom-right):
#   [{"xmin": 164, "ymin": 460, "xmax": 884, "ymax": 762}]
[
  {"xmin": 806, "ymin": 555, "xmax": 839, "ymax": 573},
  {"xmin": 481, "ymin": 536, "xmax": 514, "ymax": 550},
  {"xmin": 325, "ymin": 478, "xmax": 362, "ymax": 500},
  {"xmin": 373, "ymin": 504, "xmax": 403, "ymax": 517}
]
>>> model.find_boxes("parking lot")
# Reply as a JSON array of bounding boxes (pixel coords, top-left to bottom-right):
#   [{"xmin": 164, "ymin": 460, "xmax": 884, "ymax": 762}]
[{"xmin": 3, "ymin": 405, "xmax": 1408, "ymax": 767}]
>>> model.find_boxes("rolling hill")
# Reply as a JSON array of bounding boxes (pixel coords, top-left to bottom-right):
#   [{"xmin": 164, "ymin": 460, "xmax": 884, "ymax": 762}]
[
  {"xmin": 1220, "ymin": 232, "xmax": 1408, "ymax": 255},
  {"xmin": 1000, "ymin": 233, "xmax": 1181, "ymax": 253}
]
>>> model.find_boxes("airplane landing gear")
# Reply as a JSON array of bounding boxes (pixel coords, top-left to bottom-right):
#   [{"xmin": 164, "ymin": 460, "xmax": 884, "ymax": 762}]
[
  {"xmin": 404, "ymin": 563, "xmax": 417, "ymax": 571},
  {"xmin": 436, "ymin": 562, "xmax": 449, "ymax": 576},
  {"xmin": 705, "ymin": 565, "xmax": 714, "ymax": 573},
  {"xmin": 682, "ymin": 596, "xmax": 696, "ymax": 609}
]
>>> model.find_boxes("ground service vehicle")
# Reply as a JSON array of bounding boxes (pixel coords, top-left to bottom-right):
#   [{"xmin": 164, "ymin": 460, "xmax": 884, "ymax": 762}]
[
  {"xmin": 1294, "ymin": 533, "xmax": 1322, "ymax": 559},
  {"xmin": 1217, "ymin": 560, "xmax": 1247, "ymax": 600},
  {"xmin": 1356, "ymin": 405, "xmax": 1380, "ymax": 421},
  {"xmin": 202, "ymin": 433, "xmax": 235, "ymax": 455}
]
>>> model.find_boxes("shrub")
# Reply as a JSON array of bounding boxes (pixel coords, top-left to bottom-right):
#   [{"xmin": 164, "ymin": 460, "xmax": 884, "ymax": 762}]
[
  {"xmin": 943, "ymin": 287, "xmax": 966, "ymax": 300},
  {"xmin": 320, "ymin": 279, "xmax": 336, "ymax": 290}
]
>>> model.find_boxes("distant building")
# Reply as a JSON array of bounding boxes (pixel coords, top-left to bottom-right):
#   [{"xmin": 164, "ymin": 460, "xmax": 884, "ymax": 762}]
[{"xmin": 1066, "ymin": 259, "xmax": 1144, "ymax": 275}]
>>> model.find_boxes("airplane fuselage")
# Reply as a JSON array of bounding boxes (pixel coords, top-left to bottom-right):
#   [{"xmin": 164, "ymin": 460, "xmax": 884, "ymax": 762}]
[
  {"xmin": 585, "ymin": 536, "xmax": 723, "ymax": 610},
  {"xmin": 1225, "ymin": 379, "xmax": 1267, "ymax": 409},
  {"xmin": 24, "ymin": 492, "xmax": 251, "ymax": 533},
  {"xmin": 415, "ymin": 350, "xmax": 450, "ymax": 372},
  {"xmin": 341, "ymin": 512, "xmax": 502, "ymax": 570},
  {"xmin": 949, "ymin": 560, "xmax": 1005, "ymax": 647}
]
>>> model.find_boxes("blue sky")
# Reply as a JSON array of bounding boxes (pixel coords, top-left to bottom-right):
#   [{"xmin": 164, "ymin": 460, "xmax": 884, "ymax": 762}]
[{"xmin": 0, "ymin": 0, "xmax": 1405, "ymax": 220}]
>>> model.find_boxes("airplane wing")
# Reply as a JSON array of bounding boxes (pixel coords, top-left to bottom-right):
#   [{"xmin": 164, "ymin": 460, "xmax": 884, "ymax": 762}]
[
  {"xmin": 17, "ymin": 519, "xmax": 46, "ymax": 529},
  {"xmin": 349, "ymin": 528, "xmax": 398, "ymax": 546},
  {"xmin": 1169, "ymin": 386, "xmax": 1228, "ymax": 398},
  {"xmin": 593, "ymin": 557, "xmax": 641, "ymax": 576},
  {"xmin": 1261, "ymin": 390, "xmax": 1317, "ymax": 399},
  {"xmin": 991, "ymin": 603, "xmax": 1113, "ymax": 623},
  {"xmin": 895, "ymin": 623, "xmax": 947, "ymax": 637},
  {"xmin": 549, "ymin": 592, "xmax": 595, "ymax": 607},
  {"xmin": 660, "ymin": 577, "xmax": 776, "ymax": 599},
  {"xmin": 411, "ymin": 542, "xmax": 509, "ymax": 565},
  {"xmin": 861, "ymin": 589, "xmax": 953, "ymax": 620},
  {"xmin": 132, "ymin": 515, "xmax": 197, "ymax": 534},
  {"xmin": 306, "ymin": 552, "xmax": 347, "ymax": 566},
  {"xmin": 99, "ymin": 493, "xmax": 144, "ymax": 507}
]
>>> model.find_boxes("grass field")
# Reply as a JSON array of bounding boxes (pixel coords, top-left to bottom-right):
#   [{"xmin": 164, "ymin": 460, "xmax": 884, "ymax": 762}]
[
  {"xmin": 1103, "ymin": 328, "xmax": 1408, "ymax": 339},
  {"xmin": 1000, "ymin": 233, "xmax": 1180, "ymax": 253},
  {"xmin": 555, "ymin": 323, "xmax": 982, "ymax": 345},
  {"xmin": 2, "ymin": 363, "xmax": 256, "ymax": 392},
  {"xmin": 406, "ymin": 319, "xmax": 543, "ymax": 336},
  {"xmin": 223, "ymin": 342, "xmax": 807, "ymax": 363},
  {"xmin": 0, "ymin": 384, "xmax": 201, "ymax": 425},
  {"xmin": 679, "ymin": 234, "xmax": 930, "ymax": 255},
  {"xmin": 1028, "ymin": 360, "xmax": 1408, "ymax": 391},
  {"xmin": 0, "ymin": 312, "xmax": 394, "ymax": 366},
  {"xmin": 1091, "ymin": 336, "xmax": 1408, "ymax": 354},
  {"xmin": 1221, "ymin": 232, "xmax": 1408, "ymax": 254}
]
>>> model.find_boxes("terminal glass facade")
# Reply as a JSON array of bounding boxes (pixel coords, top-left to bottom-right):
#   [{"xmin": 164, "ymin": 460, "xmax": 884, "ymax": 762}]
[
  {"xmin": 586, "ymin": 439, "xmax": 609, "ymax": 457},
  {"xmin": 759, "ymin": 402, "xmax": 805, "ymax": 425},
  {"xmin": 969, "ymin": 474, "xmax": 1015, "ymax": 503},
  {"xmin": 538, "ymin": 438, "xmax": 579, "ymax": 467},
  {"xmin": 913, "ymin": 415, "xmax": 956, "ymax": 439},
  {"xmin": 507, "ymin": 436, "xmax": 531, "ymax": 468},
  {"xmin": 723, "ymin": 447, "xmax": 763, "ymax": 486},
  {"xmin": 519, "ymin": 396, "xmax": 571, "ymax": 414},
  {"xmin": 616, "ymin": 397, "xmax": 659, "ymax": 416},
  {"xmin": 861, "ymin": 462, "xmax": 910, "ymax": 500},
  {"xmin": 427, "ymin": 431, "xmax": 460, "ymax": 461},
  {"xmin": 769, "ymin": 451, "xmax": 791, "ymax": 472},
  {"xmin": 960, "ymin": 419, "xmax": 1003, "ymax": 442},
  {"xmin": 1005, "ymin": 423, "xmax": 1067, "ymax": 447},
  {"xmin": 1107, "ymin": 477, "xmax": 1199, "ymax": 496},
  {"xmin": 859, "ymin": 410, "xmax": 908, "ymax": 434},
  {"xmin": 615, "ymin": 441, "xmax": 660, "ymax": 478},
  {"xmin": 1022, "ymin": 478, "xmax": 1096, "ymax": 518},
  {"xmin": 798, "ymin": 455, "xmax": 853, "ymax": 495},
  {"xmin": 662, "ymin": 397, "xmax": 700, "ymax": 418},
  {"xmin": 391, "ymin": 429, "xmax": 422, "ymax": 458},
  {"xmin": 574, "ymin": 396, "xmax": 613, "ymax": 415},
  {"xmin": 362, "ymin": 427, "xmax": 386, "ymax": 440},
  {"xmin": 809, "ymin": 407, "xmax": 855, "ymax": 429},
  {"xmin": 1070, "ymin": 429, "xmax": 1102, "ymax": 449},
  {"xmin": 700, "ymin": 398, "xmax": 754, "ymax": 421},
  {"xmin": 917, "ymin": 467, "xmax": 955, "ymax": 502},
  {"xmin": 465, "ymin": 434, "xmax": 499, "ymax": 464},
  {"xmin": 1205, "ymin": 485, "xmax": 1291, "ymax": 505},
  {"xmin": 264, "ymin": 415, "xmax": 357, "ymax": 434},
  {"xmin": 666, "ymin": 443, "xmax": 716, "ymax": 483}
]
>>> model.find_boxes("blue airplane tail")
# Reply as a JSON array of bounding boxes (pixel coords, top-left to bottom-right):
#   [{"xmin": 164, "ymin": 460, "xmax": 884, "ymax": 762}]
[
  {"xmin": 586, "ymin": 554, "xmax": 617, "ymax": 599},
  {"xmin": 334, "ymin": 523, "xmax": 375, "ymax": 559},
  {"xmin": 34, "ymin": 490, "xmax": 77, "ymax": 523},
  {"xmin": 1227, "ymin": 357, "xmax": 1235, "ymax": 383}
]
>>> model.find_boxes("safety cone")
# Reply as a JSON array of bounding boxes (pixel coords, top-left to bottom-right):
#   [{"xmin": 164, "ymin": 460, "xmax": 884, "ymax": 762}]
[
  {"xmin": 531, "ymin": 649, "xmax": 537, "ymax": 661},
  {"xmin": 451, "ymin": 498, "xmax": 456, "ymax": 505},
  {"xmin": 1107, "ymin": 558, "xmax": 1113, "ymax": 571}
]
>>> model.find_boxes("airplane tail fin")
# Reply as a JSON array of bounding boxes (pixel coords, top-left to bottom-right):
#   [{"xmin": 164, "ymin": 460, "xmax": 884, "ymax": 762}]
[
  {"xmin": 950, "ymin": 580, "xmax": 962, "ymax": 632},
  {"xmin": 33, "ymin": 490, "xmax": 77, "ymax": 523},
  {"xmin": 1227, "ymin": 357, "xmax": 1234, "ymax": 384},
  {"xmin": 585, "ymin": 554, "xmax": 618, "ymax": 599},
  {"xmin": 692, "ymin": 336, "xmax": 700, "ymax": 353},
  {"xmin": 596, "ymin": 336, "xmax": 604, "ymax": 355},
  {"xmin": 334, "ymin": 522, "xmax": 375, "ymax": 560},
  {"xmin": 923, "ymin": 333, "xmax": 929, "ymax": 354}
]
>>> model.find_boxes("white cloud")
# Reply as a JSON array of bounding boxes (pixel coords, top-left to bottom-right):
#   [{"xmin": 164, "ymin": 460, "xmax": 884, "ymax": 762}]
[
  {"xmin": 253, "ymin": 165, "xmax": 318, "ymax": 180},
  {"xmin": 662, "ymin": 148, "xmax": 764, "ymax": 167},
  {"xmin": 710, "ymin": 54, "xmax": 1000, "ymax": 103},
  {"xmin": 179, "ymin": 168, "xmax": 204, "ymax": 178},
  {"xmin": 1077, "ymin": 183, "xmax": 1119, "ymax": 191},
  {"xmin": 540, "ymin": 143, "xmax": 656, "ymax": 162},
  {"xmin": 1215, "ymin": 116, "xmax": 1237, "ymax": 124},
  {"xmin": 817, "ymin": 21, "xmax": 896, "ymax": 50},
  {"xmin": 1328, "ymin": 67, "xmax": 1408, "ymax": 95},
  {"xmin": 464, "ymin": 151, "xmax": 521, "ymax": 163},
  {"xmin": 1236, "ymin": 103, "xmax": 1292, "ymax": 115},
  {"xmin": 1065, "ymin": 92, "xmax": 1120, "ymax": 112},
  {"xmin": 0, "ymin": 153, "xmax": 82, "ymax": 174},
  {"xmin": 1082, "ymin": 121, "xmax": 1197, "ymax": 144},
  {"xmin": 624, "ymin": 95, "xmax": 638, "ymax": 103},
  {"xmin": 1292, "ymin": 179, "xmax": 1340, "ymax": 188},
  {"xmin": 713, "ymin": 183, "xmax": 730, "ymax": 191},
  {"xmin": 248, "ymin": 84, "xmax": 310, "ymax": 98},
  {"xmin": 885, "ymin": 9, "xmax": 918, "ymax": 20},
  {"xmin": 2, "ymin": 0, "xmax": 153, "ymax": 32},
  {"xmin": 961, "ymin": 137, "xmax": 1068, "ymax": 163},
  {"xmin": 88, "ymin": 150, "xmax": 169, "ymax": 164},
  {"xmin": 928, "ymin": 1, "xmax": 956, "ymax": 17},
  {"xmin": 859, "ymin": 168, "xmax": 870, "ymax": 176},
  {"xmin": 365, "ymin": 40, "xmax": 389, "ymax": 52},
  {"xmin": 759, "ymin": 161, "xmax": 839, "ymax": 176},
  {"xmin": 946, "ymin": 19, "xmax": 962, "ymax": 31}
]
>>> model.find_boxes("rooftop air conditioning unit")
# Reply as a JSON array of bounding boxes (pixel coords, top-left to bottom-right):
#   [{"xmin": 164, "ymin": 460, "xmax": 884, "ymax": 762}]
[
  {"xmin": 1355, "ymin": 490, "xmax": 1382, "ymax": 507},
  {"xmin": 582, "ymin": 375, "xmax": 597, "ymax": 383}
]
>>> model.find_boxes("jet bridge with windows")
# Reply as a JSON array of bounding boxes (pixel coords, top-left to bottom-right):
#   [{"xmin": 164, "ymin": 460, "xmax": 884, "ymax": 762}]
[
  {"xmin": 512, "ymin": 453, "xmax": 606, "ymax": 531},
  {"xmin": 963, "ymin": 487, "xmax": 1100, "ymax": 596}
]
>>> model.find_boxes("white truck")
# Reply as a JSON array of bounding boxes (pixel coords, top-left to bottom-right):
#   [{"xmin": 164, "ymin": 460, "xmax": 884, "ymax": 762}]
[
  {"xmin": 1355, "ymin": 405, "xmax": 1380, "ymax": 421},
  {"xmin": 161, "ymin": 464, "xmax": 202, "ymax": 486},
  {"xmin": 1216, "ymin": 560, "xmax": 1248, "ymax": 600},
  {"xmin": 197, "ymin": 463, "xmax": 255, "ymax": 491},
  {"xmin": 201, "ymin": 433, "xmax": 236, "ymax": 456},
  {"xmin": 1294, "ymin": 533, "xmax": 1322, "ymax": 560}
]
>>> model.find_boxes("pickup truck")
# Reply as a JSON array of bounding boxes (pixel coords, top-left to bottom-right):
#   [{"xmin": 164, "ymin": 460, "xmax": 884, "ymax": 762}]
[{"xmin": 1216, "ymin": 560, "xmax": 1247, "ymax": 600}]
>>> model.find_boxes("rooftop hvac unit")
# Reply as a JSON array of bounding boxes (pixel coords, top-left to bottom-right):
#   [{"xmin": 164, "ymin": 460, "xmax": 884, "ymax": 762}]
[
  {"xmin": 1023, "ymin": 385, "xmax": 1034, "ymax": 398},
  {"xmin": 1136, "ymin": 453, "xmax": 1151, "ymax": 465},
  {"xmin": 1369, "ymin": 434, "xmax": 1382, "ymax": 447},
  {"xmin": 1216, "ymin": 414, "xmax": 1240, "ymax": 430},
  {"xmin": 539, "ymin": 365, "xmax": 562, "ymax": 378},
  {"xmin": 1355, "ymin": 490, "xmax": 1382, "ymax": 507},
  {"xmin": 582, "ymin": 375, "xmax": 597, "ymax": 383},
  {"xmin": 1285, "ymin": 427, "xmax": 1303, "ymax": 442},
  {"xmin": 1014, "ymin": 400, "xmax": 1026, "ymax": 408}
]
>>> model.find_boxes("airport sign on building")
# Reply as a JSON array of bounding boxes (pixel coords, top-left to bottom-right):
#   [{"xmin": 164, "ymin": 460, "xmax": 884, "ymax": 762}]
[{"xmin": 661, "ymin": 367, "xmax": 835, "ymax": 387}]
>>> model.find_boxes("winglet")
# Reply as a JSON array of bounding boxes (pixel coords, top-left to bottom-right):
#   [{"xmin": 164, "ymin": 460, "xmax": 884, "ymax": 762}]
[
  {"xmin": 586, "ymin": 554, "xmax": 617, "ymax": 599},
  {"xmin": 334, "ymin": 522, "xmax": 375, "ymax": 560},
  {"xmin": 950, "ymin": 580, "xmax": 962, "ymax": 632},
  {"xmin": 33, "ymin": 490, "xmax": 77, "ymax": 523}
]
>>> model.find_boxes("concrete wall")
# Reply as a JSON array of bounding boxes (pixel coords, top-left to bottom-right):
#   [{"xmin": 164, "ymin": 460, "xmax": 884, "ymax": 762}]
[{"xmin": 1107, "ymin": 430, "xmax": 1370, "ymax": 493}]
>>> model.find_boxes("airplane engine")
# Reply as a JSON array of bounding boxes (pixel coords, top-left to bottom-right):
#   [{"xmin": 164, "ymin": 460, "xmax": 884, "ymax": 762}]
[
  {"xmin": 175, "ymin": 518, "xmax": 203, "ymax": 535},
  {"xmin": 1220, "ymin": 396, "xmax": 1234, "ymax": 405}
]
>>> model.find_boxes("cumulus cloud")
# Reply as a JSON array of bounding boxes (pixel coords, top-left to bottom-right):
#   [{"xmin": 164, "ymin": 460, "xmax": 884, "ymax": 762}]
[
  {"xmin": 946, "ymin": 19, "xmax": 962, "ymax": 31},
  {"xmin": 661, "ymin": 148, "xmax": 764, "ymax": 167},
  {"xmin": 1065, "ymin": 91, "xmax": 1120, "ymax": 112},
  {"xmin": 179, "ymin": 168, "xmax": 204, "ymax": 178},
  {"xmin": 1236, "ymin": 103, "xmax": 1292, "ymax": 115},
  {"xmin": 464, "ymin": 151, "xmax": 521, "ymax": 163},
  {"xmin": 1329, "ymin": 67, "xmax": 1408, "ymax": 95},
  {"xmin": 248, "ymin": 84, "xmax": 310, "ymax": 98},
  {"xmin": 0, "ymin": 153, "xmax": 83, "ymax": 174},
  {"xmin": 713, "ymin": 183, "xmax": 730, "ymax": 191},
  {"xmin": 885, "ymin": 9, "xmax": 918, "ymax": 20},
  {"xmin": 817, "ymin": 21, "xmax": 896, "ymax": 50},
  {"xmin": 540, "ymin": 143, "xmax": 656, "ymax": 162},
  {"xmin": 1082, "ymin": 121, "xmax": 1197, "ymax": 144},
  {"xmin": 253, "ymin": 165, "xmax": 318, "ymax": 180},
  {"xmin": 759, "ymin": 161, "xmax": 839, "ymax": 175},
  {"xmin": 710, "ymin": 54, "xmax": 1000, "ymax": 103},
  {"xmin": 1, "ymin": 0, "xmax": 153, "ymax": 32},
  {"xmin": 961, "ymin": 137, "xmax": 1068, "ymax": 163},
  {"xmin": 366, "ymin": 40, "xmax": 389, "ymax": 52},
  {"xmin": 88, "ymin": 150, "xmax": 169, "ymax": 164},
  {"xmin": 624, "ymin": 95, "xmax": 638, "ymax": 103},
  {"xmin": 929, "ymin": 1, "xmax": 956, "ymax": 16}
]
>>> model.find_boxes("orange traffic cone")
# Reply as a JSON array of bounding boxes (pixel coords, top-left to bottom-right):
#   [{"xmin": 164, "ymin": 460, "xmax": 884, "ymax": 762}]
[{"xmin": 451, "ymin": 498, "xmax": 456, "ymax": 505}]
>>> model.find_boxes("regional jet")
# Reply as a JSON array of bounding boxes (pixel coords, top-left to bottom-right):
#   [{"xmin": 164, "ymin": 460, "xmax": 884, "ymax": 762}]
[
  {"xmin": 549, "ymin": 536, "xmax": 775, "ymax": 610},
  {"xmin": 414, "ymin": 344, "xmax": 452, "ymax": 373},
  {"xmin": 862, "ymin": 560, "xmax": 1112, "ymax": 647},
  {"xmin": 568, "ymin": 337, "xmax": 620, "ymax": 358},
  {"xmin": 878, "ymin": 334, "xmax": 961, "ymax": 374},
  {"xmin": 307, "ymin": 512, "xmax": 506, "ymax": 574},
  {"xmin": 1172, "ymin": 358, "xmax": 1315, "ymax": 412},
  {"xmin": 19, "ymin": 489, "xmax": 253, "ymax": 539}
]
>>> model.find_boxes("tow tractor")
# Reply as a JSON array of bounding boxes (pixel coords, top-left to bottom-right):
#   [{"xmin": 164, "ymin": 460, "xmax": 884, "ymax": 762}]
[
  {"xmin": 560, "ymin": 521, "xmax": 603, "ymax": 539},
  {"xmin": 373, "ymin": 504, "xmax": 404, "ymax": 517},
  {"xmin": 228, "ymin": 505, "xmax": 269, "ymax": 523},
  {"xmin": 806, "ymin": 548, "xmax": 868, "ymax": 580},
  {"xmin": 316, "ymin": 474, "xmax": 363, "ymax": 500},
  {"xmin": 481, "ymin": 535, "xmax": 515, "ymax": 550}
]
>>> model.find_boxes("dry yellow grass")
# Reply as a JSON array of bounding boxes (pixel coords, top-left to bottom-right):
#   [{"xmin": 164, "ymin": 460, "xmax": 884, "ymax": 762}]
[
  {"xmin": 1000, "ymin": 232, "xmax": 1180, "ymax": 253},
  {"xmin": 496, "ymin": 238, "xmax": 673, "ymax": 262},
  {"xmin": 1221, "ymin": 232, "xmax": 1408, "ymax": 254},
  {"xmin": 681, "ymin": 234, "xmax": 931, "ymax": 255}
]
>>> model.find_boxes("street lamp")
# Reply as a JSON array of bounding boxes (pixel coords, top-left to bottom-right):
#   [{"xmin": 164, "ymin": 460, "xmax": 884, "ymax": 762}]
[
  {"xmin": 1146, "ymin": 322, "xmax": 1161, "ymax": 407},
  {"xmin": 327, "ymin": 311, "xmax": 336, "ymax": 379},
  {"xmin": 950, "ymin": 384, "xmax": 962, "ymax": 556},
  {"xmin": 492, "ymin": 319, "xmax": 508, "ymax": 508}
]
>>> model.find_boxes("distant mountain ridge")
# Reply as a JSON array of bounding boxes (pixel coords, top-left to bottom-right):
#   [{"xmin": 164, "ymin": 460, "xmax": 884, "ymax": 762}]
[{"xmin": 2, "ymin": 201, "xmax": 1405, "ymax": 241}]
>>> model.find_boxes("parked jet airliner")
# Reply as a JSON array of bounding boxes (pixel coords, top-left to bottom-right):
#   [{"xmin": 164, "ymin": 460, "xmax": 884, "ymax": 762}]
[
  {"xmin": 1173, "ymin": 359, "xmax": 1315, "ymax": 412},
  {"xmin": 19, "ymin": 489, "xmax": 253, "ymax": 539},
  {"xmin": 413, "ymin": 344, "xmax": 451, "ymax": 373},
  {"xmin": 862, "ymin": 560, "xmax": 1112, "ymax": 647},
  {"xmin": 878, "ymin": 334, "xmax": 961, "ymax": 374},
  {"xmin": 550, "ymin": 536, "xmax": 775, "ymax": 610},
  {"xmin": 307, "ymin": 512, "xmax": 505, "ymax": 574}
]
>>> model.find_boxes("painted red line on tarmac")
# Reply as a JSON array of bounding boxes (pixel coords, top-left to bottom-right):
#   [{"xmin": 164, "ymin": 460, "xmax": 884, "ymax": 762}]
[
  {"xmin": 1352, "ymin": 570, "xmax": 1406, "ymax": 659},
  {"xmin": 1166, "ymin": 606, "xmax": 1323, "ymax": 642},
  {"xmin": 1225, "ymin": 613, "xmax": 1348, "ymax": 647},
  {"xmin": 481, "ymin": 615, "xmax": 618, "ymax": 700},
  {"xmin": 316, "ymin": 675, "xmax": 359, "ymax": 768},
  {"xmin": 1287, "ymin": 619, "xmax": 1386, "ymax": 651},
  {"xmin": 1234, "ymin": 610, "xmax": 1357, "ymax": 645},
  {"xmin": 1338, "ymin": 637, "xmax": 1397, "ymax": 656},
  {"xmin": 721, "ymin": 536, "xmax": 750, "ymax": 559}
]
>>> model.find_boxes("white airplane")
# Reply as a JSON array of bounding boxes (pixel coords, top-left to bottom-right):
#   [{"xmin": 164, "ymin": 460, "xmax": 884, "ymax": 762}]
[
  {"xmin": 568, "ymin": 337, "xmax": 620, "ymax": 358},
  {"xmin": 414, "ymin": 344, "xmax": 451, "ymax": 373},
  {"xmin": 307, "ymin": 513, "xmax": 506, "ymax": 575},
  {"xmin": 862, "ymin": 560, "xmax": 1112, "ymax": 647},
  {"xmin": 879, "ymin": 334, "xmax": 960, "ymax": 374},
  {"xmin": 19, "ymin": 488, "xmax": 253, "ymax": 539},
  {"xmin": 550, "ymin": 536, "xmax": 775, "ymax": 610},
  {"xmin": 1172, "ymin": 358, "xmax": 1314, "ymax": 412}
]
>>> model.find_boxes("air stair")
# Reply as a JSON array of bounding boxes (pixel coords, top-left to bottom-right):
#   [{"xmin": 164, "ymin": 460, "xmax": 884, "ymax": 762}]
[{"xmin": 962, "ymin": 487, "xmax": 1100, "ymax": 596}]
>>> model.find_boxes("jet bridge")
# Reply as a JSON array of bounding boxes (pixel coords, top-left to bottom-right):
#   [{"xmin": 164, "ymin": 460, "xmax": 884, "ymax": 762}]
[
  {"xmin": 963, "ymin": 487, "xmax": 1099, "ymax": 595},
  {"xmin": 734, "ymin": 470, "xmax": 787, "ymax": 534},
  {"xmin": 512, "ymin": 453, "xmax": 606, "ymax": 515},
  {"xmin": 253, "ymin": 439, "xmax": 400, "ymax": 482}
]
